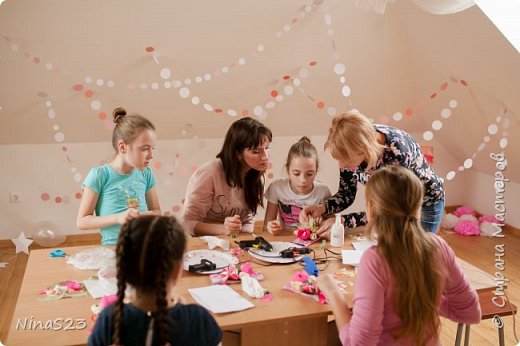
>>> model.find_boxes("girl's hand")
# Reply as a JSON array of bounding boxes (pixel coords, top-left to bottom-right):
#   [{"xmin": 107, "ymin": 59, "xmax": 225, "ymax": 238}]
[
  {"xmin": 317, "ymin": 274, "xmax": 342, "ymax": 302},
  {"xmin": 116, "ymin": 208, "xmax": 140, "ymax": 224},
  {"xmin": 266, "ymin": 220, "xmax": 284, "ymax": 235},
  {"xmin": 223, "ymin": 215, "xmax": 242, "ymax": 235},
  {"xmin": 299, "ymin": 205, "xmax": 326, "ymax": 226}
]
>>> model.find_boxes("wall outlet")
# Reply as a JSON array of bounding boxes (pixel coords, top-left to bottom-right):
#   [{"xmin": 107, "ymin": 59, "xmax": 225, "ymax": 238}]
[{"xmin": 9, "ymin": 192, "xmax": 22, "ymax": 203}]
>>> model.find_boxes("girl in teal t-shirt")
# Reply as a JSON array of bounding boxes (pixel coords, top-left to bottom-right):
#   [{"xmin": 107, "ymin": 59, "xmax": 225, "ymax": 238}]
[{"xmin": 77, "ymin": 107, "xmax": 161, "ymax": 245}]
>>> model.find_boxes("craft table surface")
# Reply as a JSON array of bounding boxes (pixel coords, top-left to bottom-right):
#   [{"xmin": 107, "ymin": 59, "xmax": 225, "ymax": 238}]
[{"xmin": 6, "ymin": 228, "xmax": 495, "ymax": 346}]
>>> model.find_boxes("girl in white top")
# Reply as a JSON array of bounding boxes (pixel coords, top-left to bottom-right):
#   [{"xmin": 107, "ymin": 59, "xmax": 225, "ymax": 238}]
[{"xmin": 264, "ymin": 137, "xmax": 331, "ymax": 235}]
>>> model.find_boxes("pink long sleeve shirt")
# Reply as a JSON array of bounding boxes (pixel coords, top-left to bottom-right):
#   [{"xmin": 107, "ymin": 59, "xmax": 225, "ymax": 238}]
[
  {"xmin": 340, "ymin": 235, "xmax": 481, "ymax": 345},
  {"xmin": 182, "ymin": 158, "xmax": 255, "ymax": 236}
]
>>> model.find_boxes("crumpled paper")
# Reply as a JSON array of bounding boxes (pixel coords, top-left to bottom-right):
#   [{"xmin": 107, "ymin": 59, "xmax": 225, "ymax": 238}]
[
  {"xmin": 240, "ymin": 272, "xmax": 266, "ymax": 298},
  {"xmin": 200, "ymin": 236, "xmax": 230, "ymax": 250}
]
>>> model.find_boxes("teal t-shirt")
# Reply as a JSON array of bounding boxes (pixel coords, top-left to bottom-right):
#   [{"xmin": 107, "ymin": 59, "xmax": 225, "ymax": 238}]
[{"xmin": 83, "ymin": 164, "xmax": 157, "ymax": 245}]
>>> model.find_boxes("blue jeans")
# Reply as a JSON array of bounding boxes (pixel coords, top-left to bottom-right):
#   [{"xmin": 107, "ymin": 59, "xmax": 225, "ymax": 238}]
[{"xmin": 421, "ymin": 200, "xmax": 444, "ymax": 233}]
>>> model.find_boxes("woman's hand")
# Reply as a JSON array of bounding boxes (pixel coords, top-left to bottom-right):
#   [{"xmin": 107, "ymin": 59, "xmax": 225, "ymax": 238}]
[
  {"xmin": 299, "ymin": 204, "xmax": 326, "ymax": 226},
  {"xmin": 116, "ymin": 208, "xmax": 140, "ymax": 224},
  {"xmin": 223, "ymin": 215, "xmax": 242, "ymax": 235},
  {"xmin": 315, "ymin": 217, "xmax": 335, "ymax": 238},
  {"xmin": 266, "ymin": 220, "xmax": 284, "ymax": 235}
]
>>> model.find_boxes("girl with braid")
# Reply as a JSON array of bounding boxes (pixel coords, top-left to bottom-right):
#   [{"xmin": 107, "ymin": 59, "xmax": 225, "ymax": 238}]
[
  {"xmin": 318, "ymin": 166, "xmax": 480, "ymax": 345},
  {"xmin": 88, "ymin": 215, "xmax": 222, "ymax": 346}
]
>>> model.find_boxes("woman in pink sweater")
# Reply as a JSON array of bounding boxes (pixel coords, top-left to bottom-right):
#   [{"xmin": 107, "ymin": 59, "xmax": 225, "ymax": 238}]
[
  {"xmin": 318, "ymin": 166, "xmax": 481, "ymax": 345},
  {"xmin": 182, "ymin": 117, "xmax": 272, "ymax": 236}
]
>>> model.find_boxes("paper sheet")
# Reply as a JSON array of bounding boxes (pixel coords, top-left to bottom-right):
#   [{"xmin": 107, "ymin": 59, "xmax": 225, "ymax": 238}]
[
  {"xmin": 83, "ymin": 279, "xmax": 117, "ymax": 299},
  {"xmin": 341, "ymin": 250, "xmax": 364, "ymax": 266},
  {"xmin": 352, "ymin": 241, "xmax": 375, "ymax": 252},
  {"xmin": 189, "ymin": 285, "xmax": 254, "ymax": 313}
]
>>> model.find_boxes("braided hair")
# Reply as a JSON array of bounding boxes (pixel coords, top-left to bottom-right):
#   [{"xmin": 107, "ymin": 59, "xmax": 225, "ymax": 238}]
[{"xmin": 113, "ymin": 215, "xmax": 186, "ymax": 345}]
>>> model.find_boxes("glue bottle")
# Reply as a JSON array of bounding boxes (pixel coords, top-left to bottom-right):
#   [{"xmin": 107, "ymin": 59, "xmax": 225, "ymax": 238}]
[{"xmin": 330, "ymin": 213, "xmax": 344, "ymax": 248}]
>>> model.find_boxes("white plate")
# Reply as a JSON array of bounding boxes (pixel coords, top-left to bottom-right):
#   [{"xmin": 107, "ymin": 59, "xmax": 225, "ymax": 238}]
[
  {"xmin": 183, "ymin": 250, "xmax": 238, "ymax": 274},
  {"xmin": 248, "ymin": 242, "xmax": 305, "ymax": 264}
]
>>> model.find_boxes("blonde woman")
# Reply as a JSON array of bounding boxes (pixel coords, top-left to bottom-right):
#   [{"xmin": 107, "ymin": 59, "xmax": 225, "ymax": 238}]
[
  {"xmin": 301, "ymin": 111, "xmax": 444, "ymax": 234},
  {"xmin": 318, "ymin": 166, "xmax": 480, "ymax": 345}
]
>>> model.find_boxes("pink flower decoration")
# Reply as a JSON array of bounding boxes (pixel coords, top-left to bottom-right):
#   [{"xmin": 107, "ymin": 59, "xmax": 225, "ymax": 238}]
[
  {"xmin": 260, "ymin": 293, "xmax": 273, "ymax": 302},
  {"xmin": 454, "ymin": 220, "xmax": 480, "ymax": 236},
  {"xmin": 64, "ymin": 281, "xmax": 82, "ymax": 290},
  {"xmin": 291, "ymin": 271, "xmax": 309, "ymax": 283},
  {"xmin": 240, "ymin": 262, "xmax": 254, "ymax": 275},
  {"xmin": 297, "ymin": 228, "xmax": 311, "ymax": 240},
  {"xmin": 479, "ymin": 214, "xmax": 499, "ymax": 224},
  {"xmin": 453, "ymin": 206, "xmax": 477, "ymax": 217}
]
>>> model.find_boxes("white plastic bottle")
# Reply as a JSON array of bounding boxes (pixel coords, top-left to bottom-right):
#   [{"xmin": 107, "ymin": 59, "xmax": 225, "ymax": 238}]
[{"xmin": 330, "ymin": 213, "xmax": 345, "ymax": 248}]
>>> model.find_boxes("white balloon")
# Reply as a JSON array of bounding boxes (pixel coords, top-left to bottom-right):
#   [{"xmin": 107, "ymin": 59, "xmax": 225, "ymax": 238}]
[{"xmin": 31, "ymin": 221, "xmax": 66, "ymax": 247}]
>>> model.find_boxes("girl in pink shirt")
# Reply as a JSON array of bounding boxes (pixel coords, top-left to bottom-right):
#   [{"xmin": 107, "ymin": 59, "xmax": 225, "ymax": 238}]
[
  {"xmin": 182, "ymin": 117, "xmax": 272, "ymax": 236},
  {"xmin": 318, "ymin": 166, "xmax": 481, "ymax": 345}
]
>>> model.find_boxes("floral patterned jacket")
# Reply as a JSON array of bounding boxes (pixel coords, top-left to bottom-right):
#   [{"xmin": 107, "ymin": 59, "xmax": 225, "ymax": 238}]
[{"xmin": 323, "ymin": 124, "xmax": 445, "ymax": 228}]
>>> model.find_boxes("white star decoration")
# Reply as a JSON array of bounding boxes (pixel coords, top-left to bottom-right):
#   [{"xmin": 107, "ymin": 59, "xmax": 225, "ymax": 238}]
[{"xmin": 11, "ymin": 232, "xmax": 33, "ymax": 255}]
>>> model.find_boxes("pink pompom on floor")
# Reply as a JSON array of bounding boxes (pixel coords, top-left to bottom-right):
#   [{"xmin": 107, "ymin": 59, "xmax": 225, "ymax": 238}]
[
  {"xmin": 479, "ymin": 214, "xmax": 499, "ymax": 224},
  {"xmin": 454, "ymin": 220, "xmax": 480, "ymax": 236},
  {"xmin": 453, "ymin": 206, "xmax": 477, "ymax": 217}
]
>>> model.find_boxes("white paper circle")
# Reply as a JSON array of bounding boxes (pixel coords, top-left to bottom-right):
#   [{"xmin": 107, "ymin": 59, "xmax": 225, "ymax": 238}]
[
  {"xmin": 53, "ymin": 125, "xmax": 59, "ymax": 131},
  {"xmin": 48, "ymin": 109, "xmax": 55, "ymax": 118},
  {"xmin": 339, "ymin": 76, "xmax": 346, "ymax": 84},
  {"xmin": 488, "ymin": 124, "xmax": 498, "ymax": 135},
  {"xmin": 227, "ymin": 109, "xmax": 238, "ymax": 117},
  {"xmin": 284, "ymin": 85, "xmax": 294, "ymax": 95},
  {"xmin": 54, "ymin": 132, "xmax": 65, "ymax": 142},
  {"xmin": 496, "ymin": 116, "xmax": 502, "ymax": 123},
  {"xmin": 432, "ymin": 120, "xmax": 443, "ymax": 131},
  {"xmin": 284, "ymin": 25, "xmax": 291, "ymax": 32},
  {"xmin": 107, "ymin": 80, "xmax": 114, "ymax": 87},
  {"xmin": 179, "ymin": 87, "xmax": 190, "ymax": 98},
  {"xmin": 160, "ymin": 68, "xmax": 171, "ymax": 80},
  {"xmin": 221, "ymin": 66, "xmax": 229, "ymax": 73},
  {"xmin": 151, "ymin": 82, "xmax": 159, "ymax": 90},
  {"xmin": 90, "ymin": 100, "xmax": 101, "ymax": 111},
  {"xmin": 327, "ymin": 107, "xmax": 337, "ymax": 116},
  {"xmin": 257, "ymin": 44, "xmax": 265, "ymax": 52},
  {"xmin": 164, "ymin": 81, "xmax": 172, "ymax": 88},
  {"xmin": 299, "ymin": 68, "xmax": 309, "ymax": 78},
  {"xmin": 393, "ymin": 112, "xmax": 403, "ymax": 121},
  {"xmin": 84, "ymin": 76, "xmax": 93, "ymax": 84},
  {"xmin": 446, "ymin": 171, "xmax": 456, "ymax": 181},
  {"xmin": 46, "ymin": 101, "xmax": 52, "ymax": 107},
  {"xmin": 74, "ymin": 172, "xmax": 82, "ymax": 182},
  {"xmin": 292, "ymin": 78, "xmax": 301, "ymax": 86},
  {"xmin": 253, "ymin": 106, "xmax": 264, "ymax": 116},
  {"xmin": 483, "ymin": 136, "xmax": 490, "ymax": 143},
  {"xmin": 204, "ymin": 73, "xmax": 212, "ymax": 81},
  {"xmin": 463, "ymin": 158, "xmax": 473, "ymax": 169},
  {"xmin": 324, "ymin": 14, "xmax": 332, "ymax": 25},
  {"xmin": 477, "ymin": 143, "xmax": 486, "ymax": 151},
  {"xmin": 449, "ymin": 100, "xmax": 458, "ymax": 108},
  {"xmin": 195, "ymin": 76, "xmax": 202, "ymax": 83},
  {"xmin": 500, "ymin": 138, "xmax": 508, "ymax": 149},
  {"xmin": 265, "ymin": 101, "xmax": 276, "ymax": 109},
  {"xmin": 275, "ymin": 95, "xmax": 284, "ymax": 102},
  {"xmin": 440, "ymin": 108, "xmax": 452, "ymax": 119},
  {"xmin": 341, "ymin": 85, "xmax": 351, "ymax": 97},
  {"xmin": 172, "ymin": 80, "xmax": 182, "ymax": 88},
  {"xmin": 238, "ymin": 58, "xmax": 246, "ymax": 65},
  {"xmin": 96, "ymin": 79, "xmax": 104, "ymax": 86},
  {"xmin": 45, "ymin": 63, "xmax": 53, "ymax": 70},
  {"xmin": 203, "ymin": 104, "xmax": 213, "ymax": 112},
  {"xmin": 191, "ymin": 97, "xmax": 200, "ymax": 105},
  {"xmin": 423, "ymin": 131, "xmax": 433, "ymax": 141},
  {"xmin": 334, "ymin": 63, "xmax": 346, "ymax": 75}
]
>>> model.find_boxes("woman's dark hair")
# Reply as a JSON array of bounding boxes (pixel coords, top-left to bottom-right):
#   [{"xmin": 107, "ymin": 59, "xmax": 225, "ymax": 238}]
[
  {"xmin": 216, "ymin": 117, "xmax": 272, "ymax": 213},
  {"xmin": 112, "ymin": 107, "xmax": 156, "ymax": 153},
  {"xmin": 113, "ymin": 215, "xmax": 186, "ymax": 345}
]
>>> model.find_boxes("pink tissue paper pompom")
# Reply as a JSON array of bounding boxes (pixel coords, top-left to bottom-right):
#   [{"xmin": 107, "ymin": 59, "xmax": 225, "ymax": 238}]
[
  {"xmin": 441, "ymin": 213, "xmax": 459, "ymax": 229},
  {"xmin": 453, "ymin": 206, "xmax": 477, "ymax": 217},
  {"xmin": 479, "ymin": 215, "xmax": 499, "ymax": 224},
  {"xmin": 459, "ymin": 214, "xmax": 479, "ymax": 225},
  {"xmin": 454, "ymin": 220, "xmax": 480, "ymax": 236}
]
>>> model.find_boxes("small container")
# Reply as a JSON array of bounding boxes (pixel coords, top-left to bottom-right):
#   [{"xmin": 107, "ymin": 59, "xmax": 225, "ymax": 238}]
[{"xmin": 330, "ymin": 213, "xmax": 345, "ymax": 248}]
